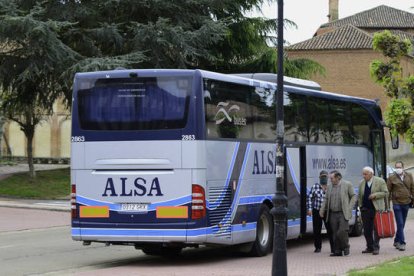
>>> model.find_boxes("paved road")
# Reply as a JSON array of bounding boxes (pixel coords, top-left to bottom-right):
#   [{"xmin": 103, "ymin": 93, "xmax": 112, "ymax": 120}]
[
  {"xmin": 0, "ymin": 166, "xmax": 413, "ymax": 275},
  {"xmin": 1, "ymin": 207, "xmax": 414, "ymax": 276}
]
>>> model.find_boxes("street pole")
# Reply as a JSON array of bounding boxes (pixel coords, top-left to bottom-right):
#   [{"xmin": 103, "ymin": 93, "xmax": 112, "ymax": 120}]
[{"xmin": 271, "ymin": 0, "xmax": 288, "ymax": 275}]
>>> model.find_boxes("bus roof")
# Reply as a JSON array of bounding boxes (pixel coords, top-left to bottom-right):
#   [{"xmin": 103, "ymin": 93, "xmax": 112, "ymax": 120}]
[
  {"xmin": 74, "ymin": 68, "xmax": 379, "ymax": 107},
  {"xmin": 231, "ymin": 73, "xmax": 322, "ymax": 91},
  {"xmin": 198, "ymin": 70, "xmax": 378, "ymax": 107}
]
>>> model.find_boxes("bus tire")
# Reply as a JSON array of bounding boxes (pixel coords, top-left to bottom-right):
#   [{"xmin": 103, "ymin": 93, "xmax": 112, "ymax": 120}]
[{"xmin": 249, "ymin": 205, "xmax": 273, "ymax": 257}]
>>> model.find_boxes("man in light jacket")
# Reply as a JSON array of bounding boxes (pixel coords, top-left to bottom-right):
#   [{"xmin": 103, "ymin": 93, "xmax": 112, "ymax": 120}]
[
  {"xmin": 358, "ymin": 166, "xmax": 388, "ymax": 255},
  {"xmin": 320, "ymin": 170, "xmax": 356, "ymax": 257}
]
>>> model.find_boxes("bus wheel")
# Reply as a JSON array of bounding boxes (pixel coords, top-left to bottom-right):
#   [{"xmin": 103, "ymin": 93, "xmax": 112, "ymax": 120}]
[{"xmin": 249, "ymin": 205, "xmax": 273, "ymax": 257}]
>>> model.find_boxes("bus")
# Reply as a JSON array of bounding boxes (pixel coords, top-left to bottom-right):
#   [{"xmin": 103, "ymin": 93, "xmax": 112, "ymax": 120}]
[{"xmin": 71, "ymin": 69, "xmax": 386, "ymax": 256}]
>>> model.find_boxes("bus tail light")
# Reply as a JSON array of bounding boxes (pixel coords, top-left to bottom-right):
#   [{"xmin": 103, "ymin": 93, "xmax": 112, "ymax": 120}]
[
  {"xmin": 191, "ymin": 184, "xmax": 206, "ymax": 219},
  {"xmin": 71, "ymin": 184, "xmax": 77, "ymax": 218}
]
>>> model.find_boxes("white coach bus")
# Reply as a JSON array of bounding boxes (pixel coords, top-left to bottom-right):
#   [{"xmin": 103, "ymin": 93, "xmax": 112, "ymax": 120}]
[{"xmin": 71, "ymin": 69, "xmax": 386, "ymax": 256}]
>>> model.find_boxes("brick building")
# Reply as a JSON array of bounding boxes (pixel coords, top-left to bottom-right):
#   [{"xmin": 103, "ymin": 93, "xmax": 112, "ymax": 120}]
[
  {"xmin": 287, "ymin": 5, "xmax": 414, "ymax": 112},
  {"xmin": 286, "ymin": 4, "xmax": 414, "ymax": 156}
]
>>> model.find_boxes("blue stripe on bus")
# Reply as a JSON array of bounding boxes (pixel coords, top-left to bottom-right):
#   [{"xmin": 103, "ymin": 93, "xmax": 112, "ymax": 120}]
[
  {"xmin": 77, "ymin": 195, "xmax": 191, "ymax": 212},
  {"xmin": 232, "ymin": 222, "xmax": 256, "ymax": 232},
  {"xmin": 72, "ymin": 228, "xmax": 81, "ymax": 236},
  {"xmin": 238, "ymin": 195, "xmax": 273, "ymax": 205},
  {"xmin": 76, "ymin": 196, "xmax": 118, "ymax": 210},
  {"xmin": 72, "ymin": 219, "xmax": 307, "ymax": 238},
  {"xmin": 71, "ymin": 222, "xmax": 257, "ymax": 238},
  {"xmin": 207, "ymin": 142, "xmax": 239, "ymax": 210},
  {"xmin": 215, "ymin": 143, "xmax": 251, "ymax": 229}
]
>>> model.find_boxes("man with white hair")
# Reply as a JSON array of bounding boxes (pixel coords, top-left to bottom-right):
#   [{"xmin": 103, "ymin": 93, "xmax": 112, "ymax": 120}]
[{"xmin": 358, "ymin": 166, "xmax": 388, "ymax": 255}]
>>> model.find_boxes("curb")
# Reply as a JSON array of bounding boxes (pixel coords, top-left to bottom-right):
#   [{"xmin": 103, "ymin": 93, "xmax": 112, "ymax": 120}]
[{"xmin": 0, "ymin": 201, "xmax": 70, "ymax": 212}]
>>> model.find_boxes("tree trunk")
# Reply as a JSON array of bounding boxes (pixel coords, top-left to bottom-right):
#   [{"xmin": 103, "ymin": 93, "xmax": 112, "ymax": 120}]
[
  {"xmin": 3, "ymin": 133, "xmax": 12, "ymax": 157},
  {"xmin": 26, "ymin": 130, "xmax": 36, "ymax": 178}
]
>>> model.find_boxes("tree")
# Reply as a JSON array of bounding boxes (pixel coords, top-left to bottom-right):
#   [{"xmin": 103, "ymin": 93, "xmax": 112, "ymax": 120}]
[
  {"xmin": 51, "ymin": 0, "xmax": 323, "ymax": 85},
  {"xmin": 0, "ymin": 1, "xmax": 79, "ymax": 177},
  {"xmin": 370, "ymin": 30, "xmax": 414, "ymax": 148},
  {"xmin": 0, "ymin": 0, "xmax": 324, "ymax": 177}
]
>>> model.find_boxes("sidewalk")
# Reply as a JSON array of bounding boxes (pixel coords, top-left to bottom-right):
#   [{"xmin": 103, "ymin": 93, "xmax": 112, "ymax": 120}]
[{"xmin": 0, "ymin": 197, "xmax": 69, "ymax": 212}]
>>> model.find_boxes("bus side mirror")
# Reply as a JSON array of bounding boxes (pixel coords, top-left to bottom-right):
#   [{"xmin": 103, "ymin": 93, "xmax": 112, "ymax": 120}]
[{"xmin": 390, "ymin": 130, "xmax": 399, "ymax": 149}]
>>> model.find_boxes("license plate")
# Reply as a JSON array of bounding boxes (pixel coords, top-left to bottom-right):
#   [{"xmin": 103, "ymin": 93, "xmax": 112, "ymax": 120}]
[{"xmin": 120, "ymin": 203, "xmax": 148, "ymax": 212}]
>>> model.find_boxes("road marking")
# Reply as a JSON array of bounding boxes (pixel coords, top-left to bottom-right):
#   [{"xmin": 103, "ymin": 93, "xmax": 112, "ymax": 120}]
[{"xmin": 0, "ymin": 245, "xmax": 16, "ymax": 249}]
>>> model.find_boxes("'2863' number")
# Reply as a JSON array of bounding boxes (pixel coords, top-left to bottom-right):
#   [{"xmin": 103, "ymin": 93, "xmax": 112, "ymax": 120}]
[
  {"xmin": 71, "ymin": 136, "xmax": 85, "ymax": 142},
  {"xmin": 182, "ymin": 135, "xmax": 195, "ymax": 141}
]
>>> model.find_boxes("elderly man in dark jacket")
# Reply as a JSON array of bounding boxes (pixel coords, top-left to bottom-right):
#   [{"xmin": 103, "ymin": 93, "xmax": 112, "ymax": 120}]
[{"xmin": 387, "ymin": 161, "xmax": 414, "ymax": 251}]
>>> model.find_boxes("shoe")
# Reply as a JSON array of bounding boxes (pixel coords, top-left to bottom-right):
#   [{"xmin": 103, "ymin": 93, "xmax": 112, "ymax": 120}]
[
  {"xmin": 393, "ymin": 242, "xmax": 400, "ymax": 248},
  {"xmin": 398, "ymin": 244, "xmax": 406, "ymax": 251},
  {"xmin": 344, "ymin": 248, "xmax": 350, "ymax": 256},
  {"xmin": 362, "ymin": 249, "xmax": 374, "ymax": 254},
  {"xmin": 314, "ymin": 248, "xmax": 321, "ymax": 253},
  {"xmin": 372, "ymin": 249, "xmax": 379, "ymax": 255},
  {"xmin": 330, "ymin": 252, "xmax": 343, "ymax": 257}
]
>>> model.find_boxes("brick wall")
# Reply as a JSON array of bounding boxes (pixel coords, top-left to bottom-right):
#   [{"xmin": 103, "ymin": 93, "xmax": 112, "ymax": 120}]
[{"xmin": 287, "ymin": 49, "xmax": 414, "ymax": 112}]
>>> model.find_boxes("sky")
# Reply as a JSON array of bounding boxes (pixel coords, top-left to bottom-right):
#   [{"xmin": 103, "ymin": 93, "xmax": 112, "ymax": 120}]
[{"xmin": 257, "ymin": 0, "xmax": 414, "ymax": 45}]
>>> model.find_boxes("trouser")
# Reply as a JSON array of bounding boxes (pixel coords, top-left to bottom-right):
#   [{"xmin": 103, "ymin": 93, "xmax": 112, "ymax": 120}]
[
  {"xmin": 312, "ymin": 208, "xmax": 334, "ymax": 252},
  {"xmin": 361, "ymin": 208, "xmax": 380, "ymax": 251},
  {"xmin": 393, "ymin": 203, "xmax": 410, "ymax": 245},
  {"xmin": 329, "ymin": 211, "xmax": 349, "ymax": 253}
]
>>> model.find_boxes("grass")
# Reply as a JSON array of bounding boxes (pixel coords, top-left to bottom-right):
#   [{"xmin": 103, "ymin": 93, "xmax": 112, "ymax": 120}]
[
  {"xmin": 348, "ymin": 256, "xmax": 414, "ymax": 276},
  {"xmin": 0, "ymin": 168, "xmax": 70, "ymax": 199},
  {"xmin": 0, "ymin": 159, "xmax": 17, "ymax": 166}
]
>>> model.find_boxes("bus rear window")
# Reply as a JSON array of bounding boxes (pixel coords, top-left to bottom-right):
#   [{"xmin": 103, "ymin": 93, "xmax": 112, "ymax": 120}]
[{"xmin": 77, "ymin": 76, "xmax": 192, "ymax": 130}]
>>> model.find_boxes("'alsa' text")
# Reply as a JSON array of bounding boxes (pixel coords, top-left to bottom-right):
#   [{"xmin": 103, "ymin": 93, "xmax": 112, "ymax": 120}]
[
  {"xmin": 102, "ymin": 177, "xmax": 164, "ymax": 197},
  {"xmin": 252, "ymin": 150, "xmax": 277, "ymax": 175}
]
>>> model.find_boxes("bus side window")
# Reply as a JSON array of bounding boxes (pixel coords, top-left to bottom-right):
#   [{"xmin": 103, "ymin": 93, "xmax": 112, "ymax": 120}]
[
  {"xmin": 252, "ymin": 87, "xmax": 276, "ymax": 141},
  {"xmin": 204, "ymin": 79, "xmax": 252, "ymax": 139}
]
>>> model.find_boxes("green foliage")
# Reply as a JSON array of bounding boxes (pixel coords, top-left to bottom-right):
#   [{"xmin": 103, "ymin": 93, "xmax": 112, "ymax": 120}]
[
  {"xmin": 285, "ymin": 58, "xmax": 326, "ymax": 79},
  {"xmin": 407, "ymin": 125, "xmax": 414, "ymax": 144},
  {"xmin": 0, "ymin": 1, "xmax": 81, "ymax": 177},
  {"xmin": 370, "ymin": 30, "xmax": 414, "ymax": 148},
  {"xmin": 372, "ymin": 30, "xmax": 412, "ymax": 59},
  {"xmin": 0, "ymin": 0, "xmax": 325, "ymax": 177},
  {"xmin": 385, "ymin": 99, "xmax": 412, "ymax": 135},
  {"xmin": 403, "ymin": 75, "xmax": 414, "ymax": 101}
]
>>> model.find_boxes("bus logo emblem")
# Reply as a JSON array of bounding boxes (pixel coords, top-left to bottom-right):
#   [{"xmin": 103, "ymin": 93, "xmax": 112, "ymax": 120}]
[{"xmin": 215, "ymin": 102, "xmax": 240, "ymax": 125}]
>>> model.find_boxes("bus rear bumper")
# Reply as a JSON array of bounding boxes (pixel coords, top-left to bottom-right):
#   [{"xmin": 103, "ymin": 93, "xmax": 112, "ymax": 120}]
[{"xmin": 71, "ymin": 227, "xmax": 208, "ymax": 243}]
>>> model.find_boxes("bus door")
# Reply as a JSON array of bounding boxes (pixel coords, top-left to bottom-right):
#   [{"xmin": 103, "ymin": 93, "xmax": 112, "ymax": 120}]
[
  {"xmin": 285, "ymin": 146, "xmax": 308, "ymax": 238},
  {"xmin": 371, "ymin": 130, "xmax": 385, "ymax": 178}
]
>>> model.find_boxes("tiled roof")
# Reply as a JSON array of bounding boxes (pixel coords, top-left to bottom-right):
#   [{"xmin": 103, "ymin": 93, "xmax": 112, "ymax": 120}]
[
  {"xmin": 287, "ymin": 25, "xmax": 373, "ymax": 51},
  {"xmin": 388, "ymin": 30, "xmax": 414, "ymax": 42},
  {"xmin": 320, "ymin": 5, "xmax": 414, "ymax": 29}
]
